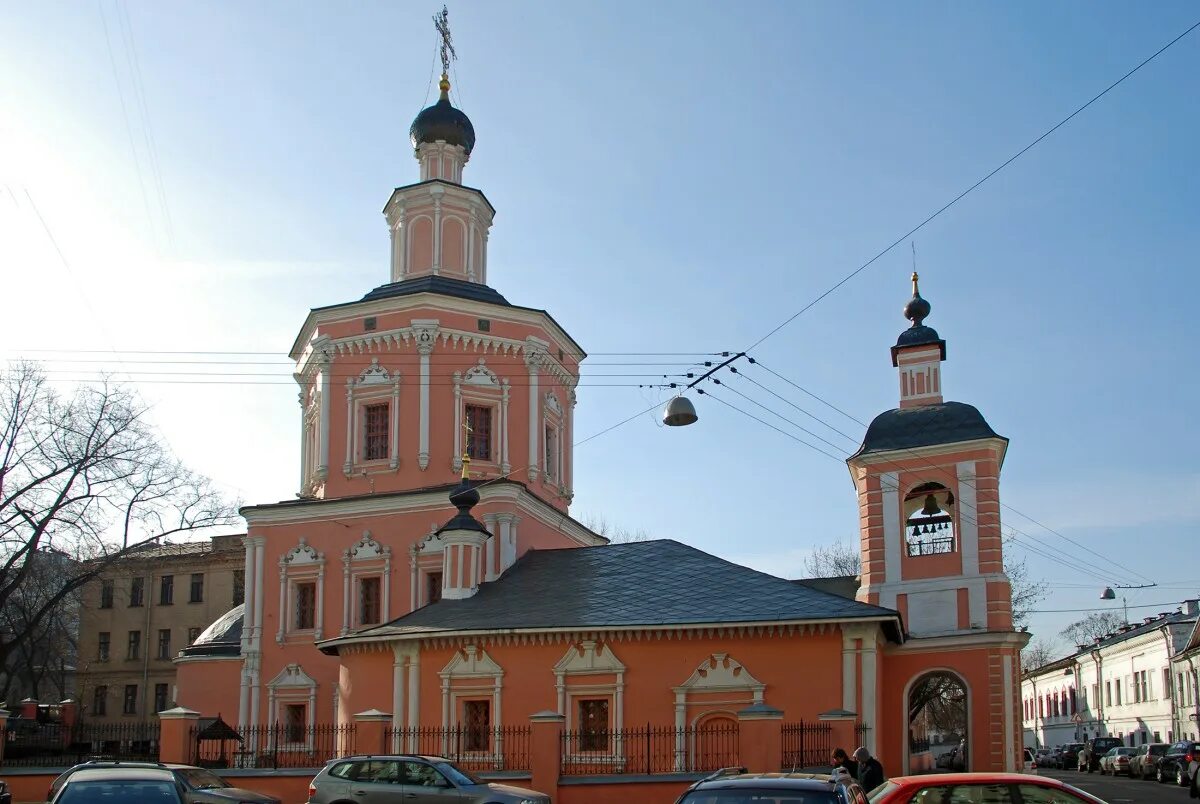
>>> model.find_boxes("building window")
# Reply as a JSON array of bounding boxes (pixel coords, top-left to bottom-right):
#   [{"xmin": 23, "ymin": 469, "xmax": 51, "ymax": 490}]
[
  {"xmin": 359, "ymin": 576, "xmax": 381, "ymax": 625},
  {"xmin": 903, "ymin": 482, "xmax": 956, "ymax": 556},
  {"xmin": 578, "ymin": 698, "xmax": 610, "ymax": 751},
  {"xmin": 157, "ymin": 629, "xmax": 171, "ymax": 660},
  {"xmin": 154, "ymin": 683, "xmax": 169, "ymax": 714},
  {"xmin": 233, "ymin": 570, "xmax": 245, "ymax": 607},
  {"xmin": 97, "ymin": 632, "xmax": 110, "ymax": 662},
  {"xmin": 1141, "ymin": 671, "xmax": 1150, "ymax": 701},
  {"xmin": 1165, "ymin": 669, "xmax": 1173, "ymax": 699},
  {"xmin": 93, "ymin": 686, "xmax": 108, "ymax": 716},
  {"xmin": 1105, "ymin": 682, "xmax": 1112, "ymax": 707},
  {"xmin": 295, "ymin": 582, "xmax": 316, "ymax": 630},
  {"xmin": 127, "ymin": 630, "xmax": 141, "ymax": 660},
  {"xmin": 159, "ymin": 575, "xmax": 174, "ymax": 605},
  {"xmin": 129, "ymin": 577, "xmax": 144, "ymax": 607},
  {"xmin": 123, "ymin": 685, "xmax": 137, "ymax": 715},
  {"xmin": 363, "ymin": 403, "xmax": 390, "ymax": 461},
  {"xmin": 189, "ymin": 573, "xmax": 204, "ymax": 603},
  {"xmin": 100, "ymin": 579, "xmax": 114, "ymax": 609},
  {"xmin": 426, "ymin": 572, "xmax": 443, "ymax": 605},
  {"xmin": 187, "ymin": 627, "xmax": 202, "ymax": 645},
  {"xmin": 1070, "ymin": 688, "xmax": 1077, "ymax": 715},
  {"xmin": 1115, "ymin": 679, "xmax": 1122, "ymax": 706},
  {"xmin": 462, "ymin": 700, "xmax": 490, "ymax": 751},
  {"xmin": 465, "ymin": 405, "xmax": 492, "ymax": 461},
  {"xmin": 284, "ymin": 703, "xmax": 306, "ymax": 743},
  {"xmin": 544, "ymin": 424, "xmax": 558, "ymax": 482}
]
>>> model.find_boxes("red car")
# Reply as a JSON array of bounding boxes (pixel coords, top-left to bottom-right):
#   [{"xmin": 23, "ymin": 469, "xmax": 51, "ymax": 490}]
[{"xmin": 868, "ymin": 772, "xmax": 1107, "ymax": 802}]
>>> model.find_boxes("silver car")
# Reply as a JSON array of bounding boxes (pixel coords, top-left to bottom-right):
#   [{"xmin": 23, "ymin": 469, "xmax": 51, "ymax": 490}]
[{"xmin": 308, "ymin": 755, "xmax": 549, "ymax": 804}]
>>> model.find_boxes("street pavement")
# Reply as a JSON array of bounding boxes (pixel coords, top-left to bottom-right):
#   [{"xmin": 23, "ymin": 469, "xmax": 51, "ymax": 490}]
[{"xmin": 1040, "ymin": 768, "xmax": 1193, "ymax": 803}]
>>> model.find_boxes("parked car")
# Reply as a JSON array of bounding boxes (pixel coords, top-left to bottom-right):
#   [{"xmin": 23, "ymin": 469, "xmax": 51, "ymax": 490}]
[
  {"xmin": 49, "ymin": 760, "xmax": 280, "ymax": 804},
  {"xmin": 1057, "ymin": 743, "xmax": 1084, "ymax": 770},
  {"xmin": 1032, "ymin": 748, "xmax": 1053, "ymax": 768},
  {"xmin": 1079, "ymin": 736, "xmax": 1124, "ymax": 772},
  {"xmin": 1130, "ymin": 742, "xmax": 1169, "ymax": 779},
  {"xmin": 50, "ymin": 767, "xmax": 187, "ymax": 804},
  {"xmin": 1023, "ymin": 748, "xmax": 1035, "ymax": 773},
  {"xmin": 935, "ymin": 747, "xmax": 959, "ymax": 770},
  {"xmin": 0, "ymin": 779, "xmax": 11, "ymax": 804},
  {"xmin": 1099, "ymin": 746, "xmax": 1136, "ymax": 776},
  {"xmin": 1158, "ymin": 740, "xmax": 1199, "ymax": 786},
  {"xmin": 676, "ymin": 768, "xmax": 867, "ymax": 803},
  {"xmin": 867, "ymin": 772, "xmax": 1106, "ymax": 802},
  {"xmin": 308, "ymin": 755, "xmax": 550, "ymax": 804}
]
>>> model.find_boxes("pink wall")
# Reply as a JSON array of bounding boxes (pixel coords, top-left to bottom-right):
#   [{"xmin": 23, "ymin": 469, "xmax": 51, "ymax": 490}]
[{"xmin": 174, "ymin": 657, "xmax": 242, "ymax": 716}]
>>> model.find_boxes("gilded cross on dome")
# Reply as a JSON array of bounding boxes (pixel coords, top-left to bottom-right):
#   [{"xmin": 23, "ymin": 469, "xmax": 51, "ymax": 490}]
[
  {"xmin": 433, "ymin": 5, "xmax": 456, "ymax": 79},
  {"xmin": 461, "ymin": 416, "xmax": 472, "ymax": 479}
]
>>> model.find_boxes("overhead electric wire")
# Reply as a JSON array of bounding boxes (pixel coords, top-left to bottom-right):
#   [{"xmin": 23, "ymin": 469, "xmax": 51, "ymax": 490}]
[
  {"xmin": 1024, "ymin": 601, "xmax": 1194, "ymax": 615},
  {"xmin": 743, "ymin": 17, "xmax": 1200, "ymax": 354}
]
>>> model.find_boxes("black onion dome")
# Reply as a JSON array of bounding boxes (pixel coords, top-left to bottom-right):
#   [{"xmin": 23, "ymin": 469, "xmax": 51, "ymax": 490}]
[
  {"xmin": 895, "ymin": 324, "xmax": 942, "ymax": 349},
  {"xmin": 851, "ymin": 401, "xmax": 1006, "ymax": 459},
  {"xmin": 180, "ymin": 604, "xmax": 243, "ymax": 658},
  {"xmin": 436, "ymin": 477, "xmax": 489, "ymax": 535},
  {"xmin": 410, "ymin": 78, "xmax": 476, "ymax": 155},
  {"xmin": 904, "ymin": 293, "xmax": 931, "ymax": 326}
]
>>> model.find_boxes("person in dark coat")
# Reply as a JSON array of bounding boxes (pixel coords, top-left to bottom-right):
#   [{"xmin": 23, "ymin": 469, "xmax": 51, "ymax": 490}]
[
  {"xmin": 853, "ymin": 746, "xmax": 886, "ymax": 792},
  {"xmin": 831, "ymin": 748, "xmax": 859, "ymax": 780}
]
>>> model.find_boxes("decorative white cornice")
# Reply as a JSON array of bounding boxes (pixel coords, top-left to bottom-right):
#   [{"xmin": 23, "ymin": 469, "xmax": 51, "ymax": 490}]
[{"xmin": 675, "ymin": 653, "xmax": 765, "ymax": 695}]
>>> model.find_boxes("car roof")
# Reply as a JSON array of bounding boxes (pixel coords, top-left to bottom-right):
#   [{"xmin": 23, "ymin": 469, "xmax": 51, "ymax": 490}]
[
  {"xmin": 694, "ymin": 772, "xmax": 841, "ymax": 791},
  {"xmin": 67, "ymin": 768, "xmax": 178, "ymax": 783},
  {"xmin": 888, "ymin": 773, "xmax": 1068, "ymax": 787},
  {"xmin": 329, "ymin": 754, "xmax": 448, "ymax": 763}
]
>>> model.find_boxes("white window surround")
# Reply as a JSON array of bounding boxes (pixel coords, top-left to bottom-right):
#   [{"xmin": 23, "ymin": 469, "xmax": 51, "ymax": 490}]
[
  {"xmin": 278, "ymin": 538, "xmax": 326, "ymax": 642},
  {"xmin": 542, "ymin": 392, "xmax": 564, "ymax": 489},
  {"xmin": 343, "ymin": 360, "xmax": 401, "ymax": 474},
  {"xmin": 671, "ymin": 653, "xmax": 766, "ymax": 769},
  {"xmin": 341, "ymin": 532, "xmax": 391, "ymax": 635},
  {"xmin": 299, "ymin": 385, "xmax": 321, "ymax": 496},
  {"xmin": 439, "ymin": 645, "xmax": 504, "ymax": 759},
  {"xmin": 266, "ymin": 663, "xmax": 319, "ymax": 751},
  {"xmin": 554, "ymin": 641, "xmax": 625, "ymax": 764},
  {"xmin": 453, "ymin": 360, "xmax": 509, "ymax": 474}
]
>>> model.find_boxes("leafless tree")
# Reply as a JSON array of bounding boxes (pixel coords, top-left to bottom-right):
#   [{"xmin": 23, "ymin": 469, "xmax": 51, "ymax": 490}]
[
  {"xmin": 579, "ymin": 512, "xmax": 649, "ymax": 544},
  {"xmin": 1020, "ymin": 638, "xmax": 1061, "ymax": 674},
  {"xmin": 0, "ymin": 362, "xmax": 237, "ymax": 678},
  {"xmin": 801, "ymin": 535, "xmax": 1046, "ymax": 629},
  {"xmin": 0, "ymin": 548, "xmax": 79, "ymax": 703},
  {"xmin": 908, "ymin": 673, "xmax": 967, "ymax": 735},
  {"xmin": 803, "ymin": 541, "xmax": 861, "ymax": 578},
  {"xmin": 1058, "ymin": 611, "xmax": 1125, "ymax": 647}
]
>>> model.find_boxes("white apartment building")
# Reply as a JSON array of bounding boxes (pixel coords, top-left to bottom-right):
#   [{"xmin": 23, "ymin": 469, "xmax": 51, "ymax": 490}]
[{"xmin": 1021, "ymin": 599, "xmax": 1200, "ymax": 750}]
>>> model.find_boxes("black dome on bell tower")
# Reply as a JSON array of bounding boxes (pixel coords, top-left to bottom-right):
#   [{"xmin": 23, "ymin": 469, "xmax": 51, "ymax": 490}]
[{"xmin": 410, "ymin": 76, "xmax": 476, "ymax": 155}]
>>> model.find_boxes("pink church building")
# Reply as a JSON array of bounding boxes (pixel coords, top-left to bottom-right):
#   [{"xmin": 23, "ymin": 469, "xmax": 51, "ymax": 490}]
[{"xmin": 174, "ymin": 65, "xmax": 1028, "ymax": 786}]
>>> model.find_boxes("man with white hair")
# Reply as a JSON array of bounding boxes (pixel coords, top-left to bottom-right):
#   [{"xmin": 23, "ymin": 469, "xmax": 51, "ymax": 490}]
[{"xmin": 853, "ymin": 746, "xmax": 886, "ymax": 792}]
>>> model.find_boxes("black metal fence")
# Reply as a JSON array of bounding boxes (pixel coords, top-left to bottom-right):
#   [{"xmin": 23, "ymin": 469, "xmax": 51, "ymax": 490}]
[
  {"xmin": 855, "ymin": 722, "xmax": 872, "ymax": 744},
  {"xmin": 780, "ymin": 720, "xmax": 833, "ymax": 770},
  {"xmin": 381, "ymin": 725, "xmax": 531, "ymax": 771},
  {"xmin": 561, "ymin": 722, "xmax": 739, "ymax": 775},
  {"xmin": 3, "ymin": 720, "xmax": 160, "ymax": 768},
  {"xmin": 191, "ymin": 723, "xmax": 355, "ymax": 769},
  {"xmin": 910, "ymin": 736, "xmax": 931, "ymax": 753}
]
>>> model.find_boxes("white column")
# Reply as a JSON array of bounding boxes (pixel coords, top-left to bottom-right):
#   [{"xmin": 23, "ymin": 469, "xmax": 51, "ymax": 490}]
[
  {"xmin": 382, "ymin": 553, "xmax": 391, "ymax": 622},
  {"xmin": 432, "ymin": 198, "xmax": 442, "ymax": 274},
  {"xmin": 453, "ymin": 374, "xmax": 463, "ymax": 470},
  {"xmin": 341, "ymin": 556, "xmax": 351, "ymax": 636},
  {"xmin": 389, "ymin": 379, "xmax": 400, "ymax": 469},
  {"xmin": 566, "ymin": 388, "xmax": 576, "ymax": 498},
  {"xmin": 842, "ymin": 631, "xmax": 858, "ymax": 713},
  {"xmin": 555, "ymin": 674, "xmax": 565, "ymax": 714},
  {"xmin": 410, "ymin": 547, "xmax": 419, "ymax": 612},
  {"xmin": 407, "ymin": 654, "xmax": 420, "ymax": 747},
  {"xmin": 861, "ymin": 635, "xmax": 878, "ymax": 754},
  {"xmin": 316, "ymin": 343, "xmax": 333, "ymax": 478},
  {"xmin": 242, "ymin": 538, "xmax": 257, "ymax": 648},
  {"xmin": 441, "ymin": 680, "xmax": 450, "ymax": 731},
  {"xmin": 674, "ymin": 692, "xmax": 687, "ymax": 771},
  {"xmin": 392, "ymin": 649, "xmax": 406, "ymax": 744},
  {"xmin": 343, "ymin": 381, "xmax": 354, "ymax": 475},
  {"xmin": 412, "ymin": 321, "xmax": 437, "ymax": 470},
  {"xmin": 276, "ymin": 565, "xmax": 287, "ymax": 644},
  {"xmin": 524, "ymin": 346, "xmax": 541, "ymax": 483},
  {"xmin": 482, "ymin": 515, "xmax": 498, "ymax": 581},
  {"xmin": 500, "ymin": 380, "xmax": 511, "ymax": 475},
  {"xmin": 315, "ymin": 560, "xmax": 326, "ymax": 640},
  {"xmin": 297, "ymin": 391, "xmax": 307, "ymax": 491},
  {"xmin": 254, "ymin": 537, "xmax": 265, "ymax": 644}
]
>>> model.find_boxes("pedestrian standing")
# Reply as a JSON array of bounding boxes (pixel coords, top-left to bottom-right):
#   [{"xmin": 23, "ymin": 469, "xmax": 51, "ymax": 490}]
[
  {"xmin": 854, "ymin": 746, "xmax": 886, "ymax": 792},
  {"xmin": 831, "ymin": 747, "xmax": 859, "ymax": 779}
]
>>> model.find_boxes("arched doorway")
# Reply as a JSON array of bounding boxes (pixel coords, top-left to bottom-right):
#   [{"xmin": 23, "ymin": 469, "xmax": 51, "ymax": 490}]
[
  {"xmin": 907, "ymin": 671, "xmax": 969, "ymax": 774},
  {"xmin": 692, "ymin": 713, "xmax": 739, "ymax": 772}
]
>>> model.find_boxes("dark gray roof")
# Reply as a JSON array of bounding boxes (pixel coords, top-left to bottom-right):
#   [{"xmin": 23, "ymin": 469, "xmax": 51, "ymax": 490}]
[
  {"xmin": 893, "ymin": 324, "xmax": 945, "ymax": 352},
  {"xmin": 850, "ymin": 401, "xmax": 1006, "ymax": 459},
  {"xmin": 324, "ymin": 540, "xmax": 901, "ymax": 652},
  {"xmin": 792, "ymin": 575, "xmax": 860, "ymax": 600},
  {"xmin": 360, "ymin": 275, "xmax": 511, "ymax": 307},
  {"xmin": 180, "ymin": 604, "xmax": 243, "ymax": 658}
]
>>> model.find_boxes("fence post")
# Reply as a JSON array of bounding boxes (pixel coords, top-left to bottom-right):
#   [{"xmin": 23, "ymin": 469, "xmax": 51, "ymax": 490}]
[
  {"xmin": 529, "ymin": 710, "xmax": 564, "ymax": 801},
  {"xmin": 158, "ymin": 707, "xmax": 200, "ymax": 764},
  {"xmin": 737, "ymin": 703, "xmax": 784, "ymax": 773},
  {"xmin": 353, "ymin": 709, "xmax": 392, "ymax": 755}
]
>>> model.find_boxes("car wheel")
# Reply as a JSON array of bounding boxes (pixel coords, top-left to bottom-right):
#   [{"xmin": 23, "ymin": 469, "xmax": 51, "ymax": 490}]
[
  {"xmin": 1180, "ymin": 767, "xmax": 1188, "ymax": 787},
  {"xmin": 1159, "ymin": 767, "xmax": 1167, "ymax": 783}
]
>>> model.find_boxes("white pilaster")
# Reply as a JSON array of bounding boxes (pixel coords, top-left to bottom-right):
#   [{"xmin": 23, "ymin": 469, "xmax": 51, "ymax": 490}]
[
  {"xmin": 861, "ymin": 635, "xmax": 878, "ymax": 753},
  {"xmin": 316, "ymin": 342, "xmax": 333, "ymax": 478},
  {"xmin": 390, "ymin": 379, "xmax": 400, "ymax": 470},
  {"xmin": 412, "ymin": 321, "xmax": 438, "ymax": 470},
  {"xmin": 343, "ymin": 380, "xmax": 354, "ymax": 475},
  {"xmin": 500, "ymin": 380, "xmax": 511, "ymax": 475},
  {"xmin": 881, "ymin": 471, "xmax": 901, "ymax": 596},
  {"xmin": 431, "ymin": 195, "xmax": 442, "ymax": 275},
  {"xmin": 524, "ymin": 341, "xmax": 544, "ymax": 482},
  {"xmin": 1004, "ymin": 653, "xmax": 1016, "ymax": 772}
]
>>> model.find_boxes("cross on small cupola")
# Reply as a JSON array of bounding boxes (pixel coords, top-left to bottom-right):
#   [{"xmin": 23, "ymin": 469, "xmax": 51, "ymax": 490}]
[
  {"xmin": 432, "ymin": 425, "xmax": 492, "ymax": 600},
  {"xmin": 891, "ymin": 272, "xmax": 948, "ymax": 408}
]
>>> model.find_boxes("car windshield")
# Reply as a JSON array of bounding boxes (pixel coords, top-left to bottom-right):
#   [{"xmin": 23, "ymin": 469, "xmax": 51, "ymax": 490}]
[
  {"xmin": 58, "ymin": 780, "xmax": 180, "ymax": 803},
  {"xmin": 434, "ymin": 762, "xmax": 483, "ymax": 787},
  {"xmin": 868, "ymin": 782, "xmax": 899, "ymax": 802},
  {"xmin": 175, "ymin": 769, "xmax": 230, "ymax": 790},
  {"xmin": 1150, "ymin": 745, "xmax": 1167, "ymax": 755},
  {"xmin": 681, "ymin": 791, "xmax": 839, "ymax": 803},
  {"xmin": 1116, "ymin": 748, "xmax": 1135, "ymax": 755}
]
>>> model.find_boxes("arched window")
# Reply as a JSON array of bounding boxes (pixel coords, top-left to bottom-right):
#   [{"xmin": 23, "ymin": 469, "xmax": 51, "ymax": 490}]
[{"xmin": 903, "ymin": 482, "xmax": 956, "ymax": 556}]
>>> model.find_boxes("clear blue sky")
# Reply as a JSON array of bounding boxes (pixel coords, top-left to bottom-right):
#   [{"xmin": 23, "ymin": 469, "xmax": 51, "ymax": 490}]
[{"xmin": 1, "ymin": 1, "xmax": 1197, "ymax": 650}]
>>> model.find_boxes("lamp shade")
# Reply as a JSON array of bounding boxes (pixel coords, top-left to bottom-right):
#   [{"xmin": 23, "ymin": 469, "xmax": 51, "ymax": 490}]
[
  {"xmin": 1100, "ymin": 587, "xmax": 1116, "ymax": 600},
  {"xmin": 662, "ymin": 395, "xmax": 698, "ymax": 427}
]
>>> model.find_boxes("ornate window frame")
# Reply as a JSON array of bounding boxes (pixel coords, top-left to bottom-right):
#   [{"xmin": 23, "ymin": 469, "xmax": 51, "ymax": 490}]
[
  {"xmin": 300, "ymin": 384, "xmax": 321, "ymax": 495},
  {"xmin": 453, "ymin": 360, "xmax": 510, "ymax": 475},
  {"xmin": 673, "ymin": 654, "xmax": 765, "ymax": 770},
  {"xmin": 410, "ymin": 528, "xmax": 448, "ymax": 611},
  {"xmin": 555, "ymin": 641, "xmax": 626, "ymax": 765},
  {"xmin": 542, "ymin": 391, "xmax": 564, "ymax": 488},
  {"xmin": 278, "ymin": 538, "xmax": 326, "ymax": 642},
  {"xmin": 439, "ymin": 645, "xmax": 504, "ymax": 760},
  {"xmin": 341, "ymin": 531, "xmax": 391, "ymax": 635},
  {"xmin": 343, "ymin": 359, "xmax": 401, "ymax": 475},
  {"xmin": 266, "ymin": 663, "xmax": 318, "ymax": 750}
]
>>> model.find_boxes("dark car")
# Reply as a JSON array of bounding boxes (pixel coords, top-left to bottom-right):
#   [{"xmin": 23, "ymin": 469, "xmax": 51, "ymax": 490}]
[
  {"xmin": 0, "ymin": 779, "xmax": 11, "ymax": 804},
  {"xmin": 1158, "ymin": 740, "xmax": 1198, "ymax": 786},
  {"xmin": 1080, "ymin": 736, "xmax": 1124, "ymax": 772},
  {"xmin": 1057, "ymin": 743, "xmax": 1083, "ymax": 770},
  {"xmin": 50, "ymin": 767, "xmax": 186, "ymax": 804},
  {"xmin": 50, "ymin": 761, "xmax": 280, "ymax": 804},
  {"xmin": 675, "ymin": 768, "xmax": 868, "ymax": 803}
]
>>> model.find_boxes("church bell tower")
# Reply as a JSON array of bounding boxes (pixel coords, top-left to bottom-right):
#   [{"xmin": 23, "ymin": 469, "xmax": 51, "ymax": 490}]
[{"xmin": 848, "ymin": 274, "xmax": 1014, "ymax": 637}]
